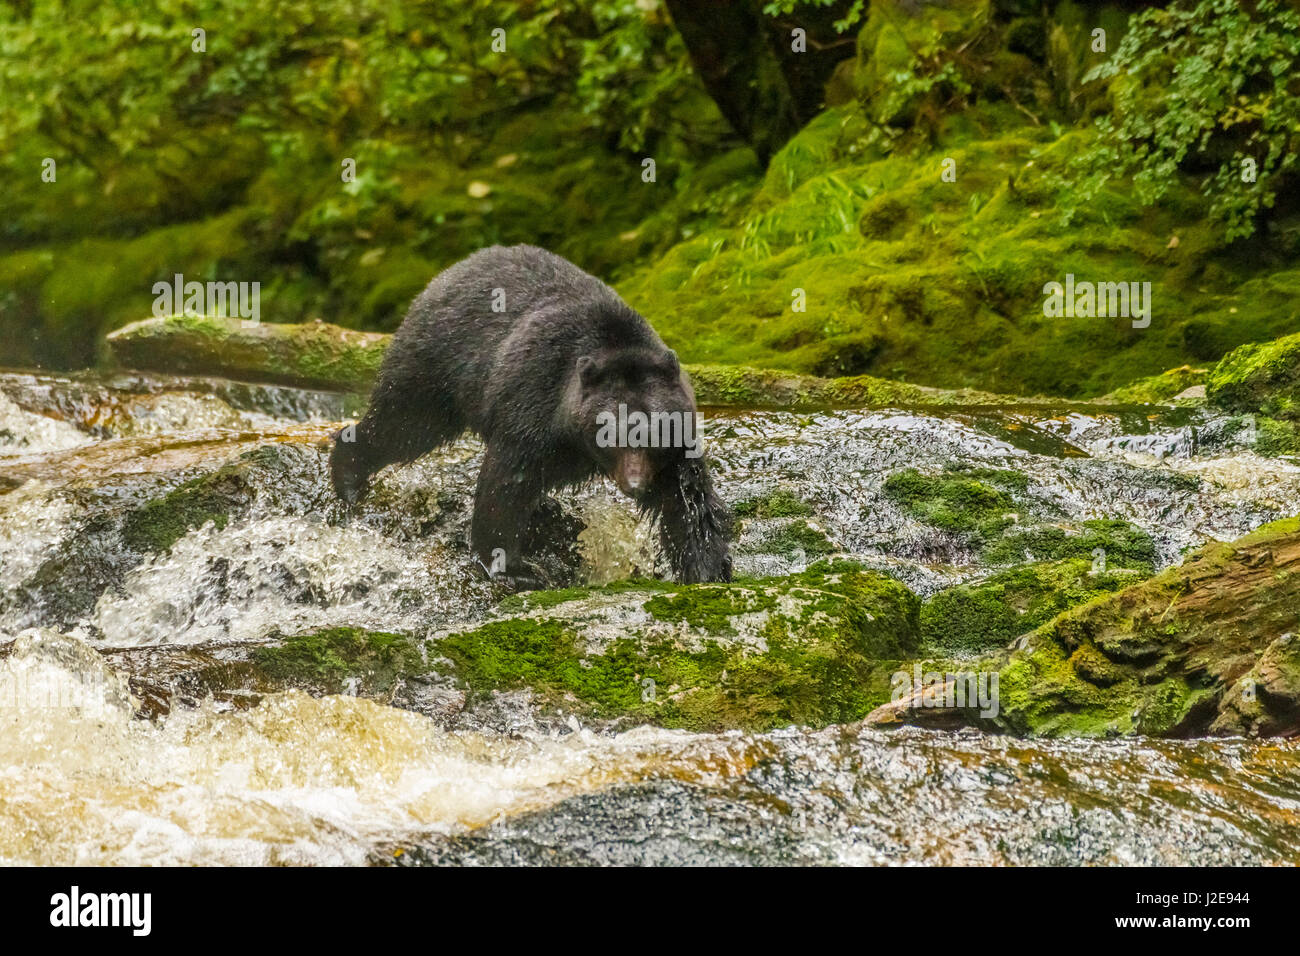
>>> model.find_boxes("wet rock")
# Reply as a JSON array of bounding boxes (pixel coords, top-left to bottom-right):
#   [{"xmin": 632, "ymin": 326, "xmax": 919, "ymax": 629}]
[
  {"xmin": 1211, "ymin": 631, "xmax": 1300, "ymax": 737},
  {"xmin": 98, "ymin": 629, "xmax": 466, "ymax": 722},
  {"xmin": 875, "ymin": 517, "xmax": 1300, "ymax": 737},
  {"xmin": 425, "ymin": 559, "xmax": 921, "ymax": 733},
  {"xmin": 144, "ymin": 561, "xmax": 920, "ymax": 732},
  {"xmin": 1207, "ymin": 330, "xmax": 1300, "ymax": 422},
  {"xmin": 377, "ymin": 780, "xmax": 825, "ymax": 867},
  {"xmin": 2, "ymin": 438, "xmax": 329, "ymax": 631}
]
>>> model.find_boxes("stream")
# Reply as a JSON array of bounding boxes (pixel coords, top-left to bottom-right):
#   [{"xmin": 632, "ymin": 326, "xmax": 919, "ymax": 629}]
[{"xmin": 2, "ymin": 368, "xmax": 1299, "ymax": 865}]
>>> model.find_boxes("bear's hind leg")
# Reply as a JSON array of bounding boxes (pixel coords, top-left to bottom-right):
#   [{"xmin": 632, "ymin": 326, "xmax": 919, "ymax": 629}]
[{"xmin": 330, "ymin": 384, "xmax": 464, "ymax": 504}]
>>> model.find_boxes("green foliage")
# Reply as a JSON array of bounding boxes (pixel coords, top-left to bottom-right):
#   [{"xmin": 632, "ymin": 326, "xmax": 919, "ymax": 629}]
[
  {"xmin": 762, "ymin": 0, "xmax": 868, "ymax": 35},
  {"xmin": 0, "ymin": 0, "xmax": 745, "ymax": 363},
  {"xmin": 1056, "ymin": 0, "xmax": 1300, "ymax": 240},
  {"xmin": 0, "ymin": 0, "xmax": 716, "ymax": 204}
]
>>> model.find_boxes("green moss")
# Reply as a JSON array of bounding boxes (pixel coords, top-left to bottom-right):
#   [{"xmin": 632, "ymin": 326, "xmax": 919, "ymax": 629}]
[
  {"xmin": 644, "ymin": 586, "xmax": 778, "ymax": 632},
  {"xmin": 122, "ymin": 474, "xmax": 242, "ymax": 553},
  {"xmin": 1239, "ymin": 515, "xmax": 1300, "ymax": 542},
  {"xmin": 434, "ymin": 562, "xmax": 921, "ymax": 732},
  {"xmin": 753, "ymin": 520, "xmax": 836, "ymax": 559},
  {"xmin": 884, "ymin": 467, "xmax": 1019, "ymax": 540},
  {"xmin": 921, "ymin": 557, "xmax": 1146, "ymax": 655},
  {"xmin": 1206, "ymin": 331, "xmax": 1300, "ymax": 421},
  {"xmin": 1256, "ymin": 418, "xmax": 1300, "ymax": 458},
  {"xmin": 615, "ymin": 84, "xmax": 1300, "ymax": 399},
  {"xmin": 996, "ymin": 635, "xmax": 1139, "ymax": 736},
  {"xmin": 685, "ymin": 362, "xmax": 1005, "ymax": 409},
  {"xmin": 117, "ymin": 444, "xmax": 292, "ymax": 553},
  {"xmin": 253, "ymin": 627, "xmax": 425, "ymax": 695},
  {"xmin": 496, "ymin": 577, "xmax": 675, "ymax": 614},
  {"xmin": 981, "ymin": 519, "xmax": 1157, "ymax": 567},
  {"xmin": 732, "ymin": 488, "xmax": 814, "ymax": 519},
  {"xmin": 1103, "ymin": 365, "xmax": 1207, "ymax": 404}
]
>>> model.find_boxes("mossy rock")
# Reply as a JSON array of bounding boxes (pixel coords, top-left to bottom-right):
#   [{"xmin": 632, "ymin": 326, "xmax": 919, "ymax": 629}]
[
  {"xmin": 107, "ymin": 314, "xmax": 388, "ymax": 392},
  {"xmin": 431, "ymin": 560, "xmax": 922, "ymax": 732},
  {"xmin": 884, "ymin": 466, "xmax": 1160, "ymax": 567},
  {"xmin": 643, "ymin": 585, "xmax": 779, "ymax": 632},
  {"xmin": 119, "ymin": 444, "xmax": 292, "ymax": 554},
  {"xmin": 1206, "ymin": 330, "xmax": 1300, "ymax": 422},
  {"xmin": 1256, "ymin": 417, "xmax": 1300, "ymax": 458},
  {"xmin": 992, "ymin": 518, "xmax": 1300, "ymax": 736},
  {"xmin": 980, "ymin": 518, "xmax": 1157, "ymax": 567},
  {"xmin": 921, "ymin": 557, "xmax": 1149, "ymax": 656},
  {"xmin": 1211, "ymin": 632, "xmax": 1300, "ymax": 737},
  {"xmin": 732, "ymin": 487, "xmax": 815, "ymax": 520},
  {"xmin": 1102, "ymin": 365, "xmax": 1207, "ymax": 404},
  {"xmin": 884, "ymin": 465, "xmax": 1027, "ymax": 541},
  {"xmin": 100, "ymin": 627, "xmax": 434, "ymax": 717},
  {"xmin": 252, "ymin": 627, "xmax": 427, "ymax": 697}
]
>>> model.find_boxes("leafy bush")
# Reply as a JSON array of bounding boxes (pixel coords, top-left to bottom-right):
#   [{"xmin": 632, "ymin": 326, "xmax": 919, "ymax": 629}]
[
  {"xmin": 0, "ymin": 0, "xmax": 731, "ymax": 244},
  {"xmin": 1057, "ymin": 0, "xmax": 1300, "ymax": 240}
]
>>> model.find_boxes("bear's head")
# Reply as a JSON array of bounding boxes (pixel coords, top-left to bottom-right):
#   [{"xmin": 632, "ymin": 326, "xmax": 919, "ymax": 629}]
[{"xmin": 571, "ymin": 346, "xmax": 699, "ymax": 498}]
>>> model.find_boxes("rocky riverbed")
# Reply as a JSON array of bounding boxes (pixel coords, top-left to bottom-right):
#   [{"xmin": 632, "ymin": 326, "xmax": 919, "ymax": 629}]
[{"xmin": 2, "ymin": 367, "xmax": 1299, "ymax": 865}]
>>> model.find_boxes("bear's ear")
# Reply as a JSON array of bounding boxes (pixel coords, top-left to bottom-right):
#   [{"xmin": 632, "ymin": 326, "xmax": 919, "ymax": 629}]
[{"xmin": 576, "ymin": 355, "xmax": 598, "ymax": 387}]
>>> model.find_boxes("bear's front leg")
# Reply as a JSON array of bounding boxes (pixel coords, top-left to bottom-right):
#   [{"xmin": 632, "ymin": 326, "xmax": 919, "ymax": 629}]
[
  {"xmin": 645, "ymin": 456, "xmax": 733, "ymax": 584},
  {"xmin": 470, "ymin": 444, "xmax": 545, "ymax": 589}
]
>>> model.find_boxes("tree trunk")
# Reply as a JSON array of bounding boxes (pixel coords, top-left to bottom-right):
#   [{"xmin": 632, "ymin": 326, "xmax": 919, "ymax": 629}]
[{"xmin": 662, "ymin": 0, "xmax": 802, "ymax": 165}]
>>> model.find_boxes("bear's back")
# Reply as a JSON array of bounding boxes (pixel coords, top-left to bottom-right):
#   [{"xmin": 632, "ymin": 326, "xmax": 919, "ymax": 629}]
[{"xmin": 384, "ymin": 245, "xmax": 664, "ymax": 436}]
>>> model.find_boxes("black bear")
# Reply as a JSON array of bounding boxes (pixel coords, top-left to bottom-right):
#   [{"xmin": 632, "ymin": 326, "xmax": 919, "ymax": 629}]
[{"xmin": 330, "ymin": 244, "xmax": 732, "ymax": 586}]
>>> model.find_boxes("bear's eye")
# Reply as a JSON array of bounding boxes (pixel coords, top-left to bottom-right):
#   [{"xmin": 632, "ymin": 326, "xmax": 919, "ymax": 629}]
[{"xmin": 577, "ymin": 356, "xmax": 601, "ymax": 388}]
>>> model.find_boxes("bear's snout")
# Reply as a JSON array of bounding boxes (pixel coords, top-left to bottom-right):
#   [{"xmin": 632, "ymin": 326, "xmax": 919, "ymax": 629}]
[{"xmin": 611, "ymin": 448, "xmax": 653, "ymax": 496}]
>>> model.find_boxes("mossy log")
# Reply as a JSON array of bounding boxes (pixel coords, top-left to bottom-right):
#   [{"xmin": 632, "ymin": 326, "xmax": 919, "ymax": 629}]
[
  {"xmin": 107, "ymin": 314, "xmax": 1017, "ymax": 408},
  {"xmin": 107, "ymin": 314, "xmax": 389, "ymax": 392}
]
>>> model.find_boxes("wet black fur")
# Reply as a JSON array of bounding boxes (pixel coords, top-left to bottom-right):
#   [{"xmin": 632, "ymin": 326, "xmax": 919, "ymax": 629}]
[{"xmin": 330, "ymin": 244, "xmax": 732, "ymax": 585}]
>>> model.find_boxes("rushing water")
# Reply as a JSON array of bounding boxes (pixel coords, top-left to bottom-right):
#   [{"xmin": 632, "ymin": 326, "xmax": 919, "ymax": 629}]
[{"xmin": 1, "ymin": 368, "xmax": 1298, "ymax": 866}]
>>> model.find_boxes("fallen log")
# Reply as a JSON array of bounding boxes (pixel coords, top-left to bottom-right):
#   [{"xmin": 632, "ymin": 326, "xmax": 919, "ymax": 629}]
[
  {"xmin": 107, "ymin": 314, "xmax": 389, "ymax": 393},
  {"xmin": 106, "ymin": 314, "xmax": 1010, "ymax": 407}
]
